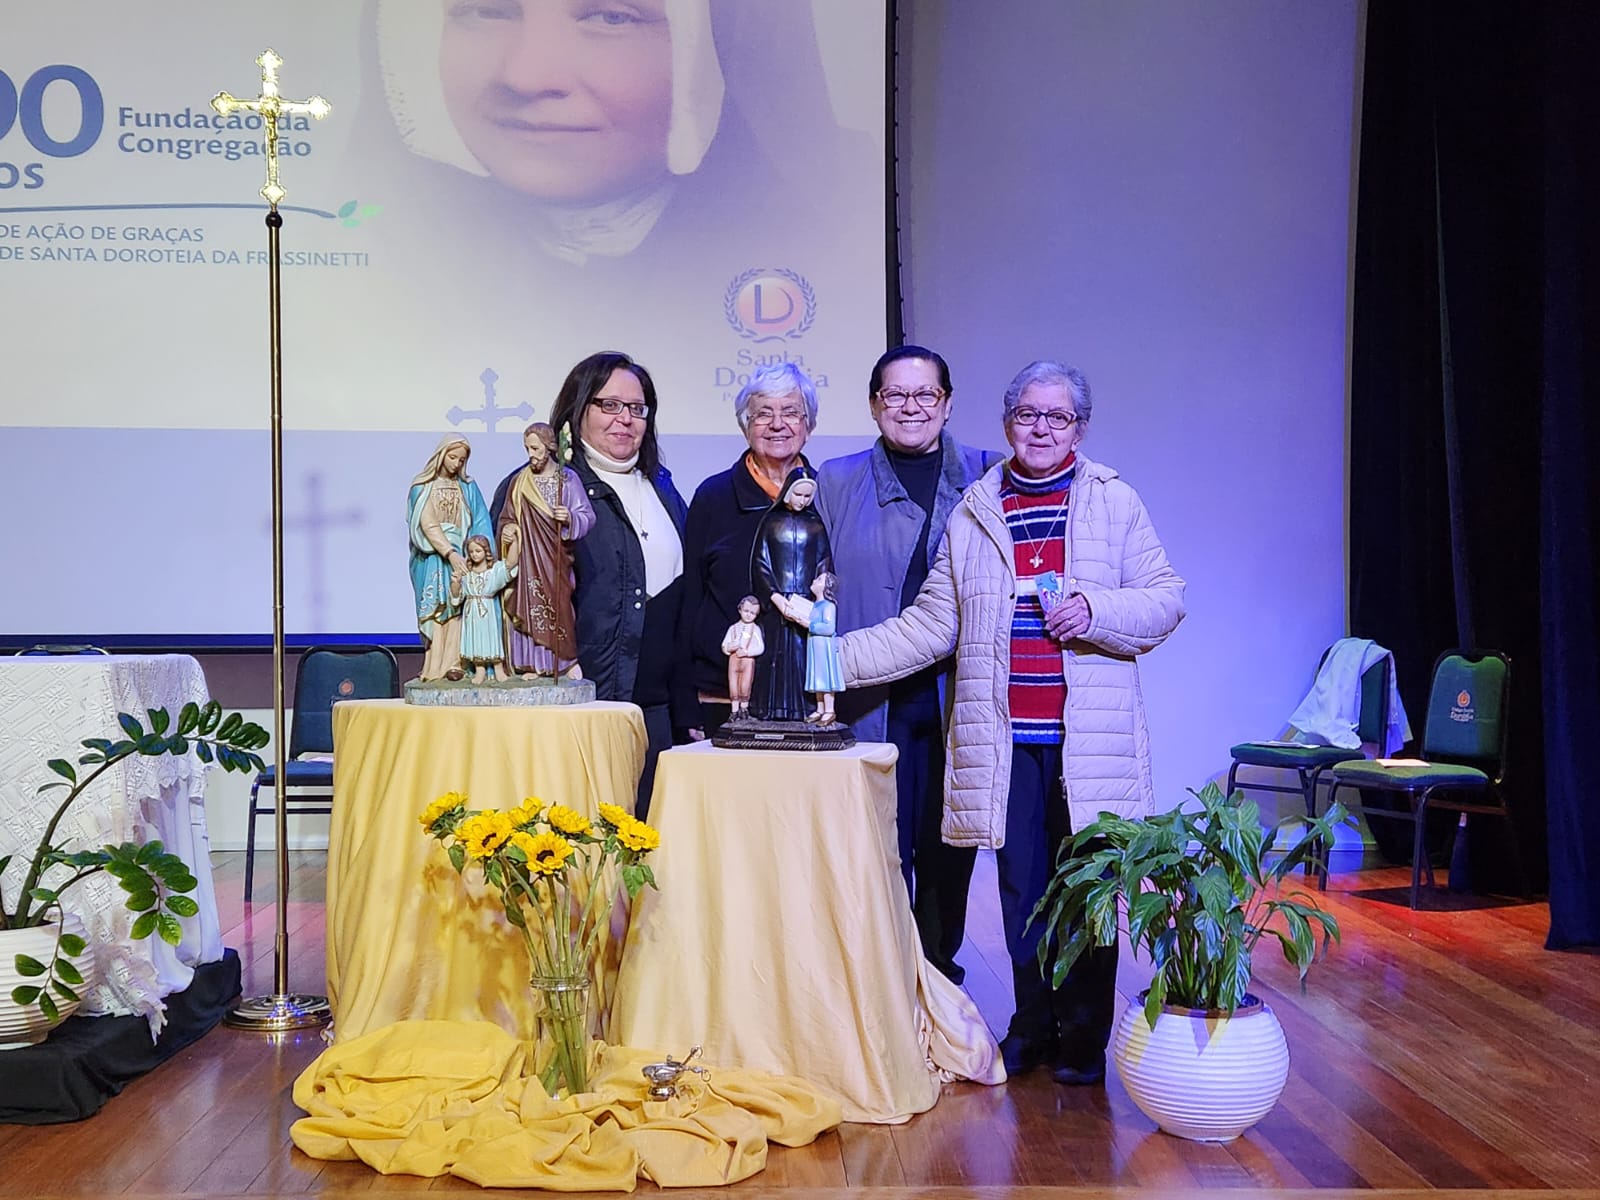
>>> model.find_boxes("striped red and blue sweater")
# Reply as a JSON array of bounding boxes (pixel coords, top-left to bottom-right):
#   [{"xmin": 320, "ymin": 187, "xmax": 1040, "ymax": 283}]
[{"xmin": 1000, "ymin": 457, "xmax": 1075, "ymax": 744}]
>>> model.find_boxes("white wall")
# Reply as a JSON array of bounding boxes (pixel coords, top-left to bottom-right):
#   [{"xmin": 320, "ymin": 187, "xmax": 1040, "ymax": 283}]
[{"xmin": 895, "ymin": 0, "xmax": 1360, "ymax": 815}]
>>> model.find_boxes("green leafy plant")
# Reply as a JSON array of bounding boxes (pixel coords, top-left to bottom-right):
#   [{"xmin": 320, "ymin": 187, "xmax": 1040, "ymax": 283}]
[
  {"xmin": 1, "ymin": 702, "xmax": 269, "ymax": 1024},
  {"xmin": 1032, "ymin": 781, "xmax": 1347, "ymax": 1029}
]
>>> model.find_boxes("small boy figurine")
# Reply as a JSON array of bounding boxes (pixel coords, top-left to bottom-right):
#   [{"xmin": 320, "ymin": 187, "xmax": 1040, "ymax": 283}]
[{"xmin": 721, "ymin": 595, "xmax": 765, "ymax": 722}]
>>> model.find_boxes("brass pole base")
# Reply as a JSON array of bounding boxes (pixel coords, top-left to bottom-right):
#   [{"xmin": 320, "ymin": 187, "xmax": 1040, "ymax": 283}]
[{"xmin": 223, "ymin": 992, "xmax": 332, "ymax": 1031}]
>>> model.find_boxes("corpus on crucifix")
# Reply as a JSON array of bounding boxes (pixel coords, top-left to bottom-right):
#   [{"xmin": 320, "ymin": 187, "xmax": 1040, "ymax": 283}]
[{"xmin": 211, "ymin": 49, "xmax": 331, "ymax": 208}]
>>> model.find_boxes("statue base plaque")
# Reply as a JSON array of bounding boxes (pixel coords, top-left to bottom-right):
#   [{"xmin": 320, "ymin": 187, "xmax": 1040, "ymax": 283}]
[
  {"xmin": 404, "ymin": 677, "xmax": 597, "ymax": 706},
  {"xmin": 711, "ymin": 716, "xmax": 856, "ymax": 752}
]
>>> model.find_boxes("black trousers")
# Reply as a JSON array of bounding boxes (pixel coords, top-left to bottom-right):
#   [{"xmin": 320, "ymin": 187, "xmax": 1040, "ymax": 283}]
[
  {"xmin": 698, "ymin": 700, "xmax": 731, "ymax": 734},
  {"xmin": 635, "ymin": 703, "xmax": 673, "ymax": 822},
  {"xmin": 996, "ymin": 741, "xmax": 1119, "ymax": 1069},
  {"xmin": 887, "ymin": 686, "xmax": 977, "ymax": 984}
]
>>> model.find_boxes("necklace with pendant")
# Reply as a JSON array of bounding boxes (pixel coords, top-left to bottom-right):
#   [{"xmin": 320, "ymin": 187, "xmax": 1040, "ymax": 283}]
[
  {"xmin": 1008, "ymin": 494, "xmax": 1069, "ymax": 571},
  {"xmin": 617, "ymin": 474, "xmax": 650, "ymax": 539}
]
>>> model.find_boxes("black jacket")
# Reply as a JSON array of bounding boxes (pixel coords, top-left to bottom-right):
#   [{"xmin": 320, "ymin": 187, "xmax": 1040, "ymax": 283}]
[
  {"xmin": 491, "ymin": 457, "xmax": 692, "ymax": 723},
  {"xmin": 679, "ymin": 452, "xmax": 811, "ymax": 700}
]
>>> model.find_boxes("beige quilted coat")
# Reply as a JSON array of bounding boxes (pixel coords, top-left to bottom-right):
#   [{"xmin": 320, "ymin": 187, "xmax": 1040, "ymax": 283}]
[{"xmin": 839, "ymin": 454, "xmax": 1185, "ymax": 847}]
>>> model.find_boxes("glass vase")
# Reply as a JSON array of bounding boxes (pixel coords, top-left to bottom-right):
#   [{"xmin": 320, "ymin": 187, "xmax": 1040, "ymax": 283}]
[{"xmin": 530, "ymin": 972, "xmax": 591, "ymax": 1096}]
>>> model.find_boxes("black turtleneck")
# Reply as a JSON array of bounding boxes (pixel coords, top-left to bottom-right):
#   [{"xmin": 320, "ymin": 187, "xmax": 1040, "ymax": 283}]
[{"xmin": 885, "ymin": 440, "xmax": 944, "ymax": 610}]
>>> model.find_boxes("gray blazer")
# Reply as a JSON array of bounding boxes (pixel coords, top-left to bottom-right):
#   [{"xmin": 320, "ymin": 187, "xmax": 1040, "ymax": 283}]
[{"xmin": 816, "ymin": 431, "xmax": 1002, "ymax": 741}]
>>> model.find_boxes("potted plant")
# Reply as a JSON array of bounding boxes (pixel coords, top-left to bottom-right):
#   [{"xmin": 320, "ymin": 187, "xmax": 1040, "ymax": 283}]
[
  {"xmin": 1, "ymin": 702, "xmax": 268, "ymax": 1047},
  {"xmin": 1032, "ymin": 781, "xmax": 1346, "ymax": 1142}
]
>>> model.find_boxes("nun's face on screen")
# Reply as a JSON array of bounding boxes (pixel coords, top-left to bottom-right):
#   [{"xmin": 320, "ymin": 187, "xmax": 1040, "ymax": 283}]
[{"xmin": 440, "ymin": 0, "xmax": 674, "ymax": 203}]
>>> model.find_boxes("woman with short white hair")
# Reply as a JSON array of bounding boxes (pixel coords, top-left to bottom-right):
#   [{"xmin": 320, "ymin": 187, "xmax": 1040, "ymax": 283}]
[{"xmin": 679, "ymin": 362, "xmax": 819, "ymax": 732}]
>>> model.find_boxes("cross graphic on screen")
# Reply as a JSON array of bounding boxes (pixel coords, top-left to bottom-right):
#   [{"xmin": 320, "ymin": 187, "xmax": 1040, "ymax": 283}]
[
  {"xmin": 447, "ymin": 367, "xmax": 534, "ymax": 435},
  {"xmin": 281, "ymin": 470, "xmax": 363, "ymax": 632}
]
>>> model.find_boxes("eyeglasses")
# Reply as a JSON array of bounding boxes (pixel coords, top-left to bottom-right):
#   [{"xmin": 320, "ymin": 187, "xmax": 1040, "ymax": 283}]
[
  {"xmin": 749, "ymin": 407, "xmax": 808, "ymax": 428},
  {"xmin": 875, "ymin": 387, "xmax": 947, "ymax": 409},
  {"xmin": 1009, "ymin": 407, "xmax": 1079, "ymax": 430},
  {"xmin": 592, "ymin": 396, "xmax": 649, "ymax": 420}
]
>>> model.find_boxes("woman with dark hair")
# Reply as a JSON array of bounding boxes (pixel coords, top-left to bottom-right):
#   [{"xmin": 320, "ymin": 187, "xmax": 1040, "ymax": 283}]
[
  {"xmin": 490, "ymin": 351, "xmax": 691, "ymax": 814},
  {"xmin": 816, "ymin": 344, "xmax": 1001, "ymax": 983}
]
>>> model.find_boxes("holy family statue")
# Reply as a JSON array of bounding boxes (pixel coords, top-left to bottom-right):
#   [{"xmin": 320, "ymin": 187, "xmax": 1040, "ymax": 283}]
[{"xmin": 406, "ymin": 428, "xmax": 592, "ymax": 688}]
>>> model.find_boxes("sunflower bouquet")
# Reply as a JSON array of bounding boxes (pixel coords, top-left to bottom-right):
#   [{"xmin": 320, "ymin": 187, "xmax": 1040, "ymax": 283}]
[{"xmin": 418, "ymin": 793, "xmax": 660, "ymax": 1095}]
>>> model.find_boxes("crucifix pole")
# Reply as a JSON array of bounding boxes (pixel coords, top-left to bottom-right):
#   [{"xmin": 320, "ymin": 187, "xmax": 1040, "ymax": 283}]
[{"xmin": 211, "ymin": 49, "xmax": 332, "ymax": 1033}]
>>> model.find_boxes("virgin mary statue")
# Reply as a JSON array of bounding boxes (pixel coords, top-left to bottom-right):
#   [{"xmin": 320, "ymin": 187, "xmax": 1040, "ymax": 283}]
[{"xmin": 408, "ymin": 436, "xmax": 492, "ymax": 680}]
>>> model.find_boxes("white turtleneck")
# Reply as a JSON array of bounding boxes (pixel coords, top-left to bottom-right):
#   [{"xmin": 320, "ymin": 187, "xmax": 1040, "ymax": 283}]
[{"xmin": 583, "ymin": 441, "xmax": 683, "ymax": 597}]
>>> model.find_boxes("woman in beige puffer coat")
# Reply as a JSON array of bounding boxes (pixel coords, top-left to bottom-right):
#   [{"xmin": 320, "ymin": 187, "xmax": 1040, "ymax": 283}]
[{"xmin": 839, "ymin": 360, "xmax": 1184, "ymax": 1085}]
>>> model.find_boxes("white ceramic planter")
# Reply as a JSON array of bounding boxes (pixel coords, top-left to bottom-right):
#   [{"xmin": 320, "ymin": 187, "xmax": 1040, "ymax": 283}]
[
  {"xmin": 1112, "ymin": 992, "xmax": 1290, "ymax": 1142},
  {"xmin": 0, "ymin": 923, "xmax": 87, "ymax": 1050}
]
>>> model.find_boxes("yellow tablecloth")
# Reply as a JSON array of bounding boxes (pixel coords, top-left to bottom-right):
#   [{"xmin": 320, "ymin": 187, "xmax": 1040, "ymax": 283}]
[
  {"xmin": 290, "ymin": 1019, "xmax": 842, "ymax": 1191},
  {"xmin": 611, "ymin": 742, "xmax": 1004, "ymax": 1124},
  {"xmin": 328, "ymin": 699, "xmax": 646, "ymax": 1042}
]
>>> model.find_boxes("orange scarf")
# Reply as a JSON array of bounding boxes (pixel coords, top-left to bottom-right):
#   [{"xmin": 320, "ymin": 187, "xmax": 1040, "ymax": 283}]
[{"xmin": 745, "ymin": 454, "xmax": 784, "ymax": 500}]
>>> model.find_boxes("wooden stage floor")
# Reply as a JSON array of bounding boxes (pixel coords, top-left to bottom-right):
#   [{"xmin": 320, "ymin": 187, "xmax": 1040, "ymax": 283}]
[{"xmin": 3, "ymin": 850, "xmax": 1597, "ymax": 1200}]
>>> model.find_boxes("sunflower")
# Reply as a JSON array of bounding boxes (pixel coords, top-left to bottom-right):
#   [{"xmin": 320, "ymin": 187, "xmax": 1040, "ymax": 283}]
[
  {"xmin": 458, "ymin": 811, "xmax": 516, "ymax": 859},
  {"xmin": 597, "ymin": 802, "xmax": 630, "ymax": 830},
  {"xmin": 418, "ymin": 792, "xmax": 467, "ymax": 831},
  {"xmin": 506, "ymin": 797, "xmax": 544, "ymax": 828},
  {"xmin": 616, "ymin": 817, "xmax": 661, "ymax": 853},
  {"xmin": 546, "ymin": 804, "xmax": 592, "ymax": 836},
  {"xmin": 509, "ymin": 830, "xmax": 542, "ymax": 859},
  {"xmin": 522, "ymin": 830, "xmax": 575, "ymax": 875}
]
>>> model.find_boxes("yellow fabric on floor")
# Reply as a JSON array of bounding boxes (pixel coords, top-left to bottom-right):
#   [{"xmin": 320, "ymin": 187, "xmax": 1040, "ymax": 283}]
[{"xmin": 290, "ymin": 1019, "xmax": 842, "ymax": 1191}]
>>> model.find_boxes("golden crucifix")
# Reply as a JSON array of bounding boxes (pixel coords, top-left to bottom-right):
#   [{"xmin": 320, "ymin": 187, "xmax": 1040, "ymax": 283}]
[
  {"xmin": 209, "ymin": 48, "xmax": 333, "ymax": 1034},
  {"xmin": 211, "ymin": 49, "xmax": 331, "ymax": 208}
]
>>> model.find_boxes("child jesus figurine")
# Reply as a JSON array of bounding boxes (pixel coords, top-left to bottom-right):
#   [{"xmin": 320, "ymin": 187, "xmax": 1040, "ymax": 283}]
[
  {"xmin": 721, "ymin": 595, "xmax": 765, "ymax": 722},
  {"xmin": 451, "ymin": 533, "xmax": 517, "ymax": 684}
]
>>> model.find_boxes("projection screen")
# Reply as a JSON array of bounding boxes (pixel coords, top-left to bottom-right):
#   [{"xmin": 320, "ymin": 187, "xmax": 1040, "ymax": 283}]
[{"xmin": 0, "ymin": 0, "xmax": 890, "ymax": 640}]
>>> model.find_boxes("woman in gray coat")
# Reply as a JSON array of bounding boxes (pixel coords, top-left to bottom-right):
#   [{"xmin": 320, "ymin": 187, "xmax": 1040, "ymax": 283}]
[{"xmin": 816, "ymin": 346, "xmax": 1000, "ymax": 984}]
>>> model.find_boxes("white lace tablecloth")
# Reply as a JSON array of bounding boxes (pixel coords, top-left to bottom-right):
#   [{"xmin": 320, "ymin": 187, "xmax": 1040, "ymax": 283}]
[{"xmin": 0, "ymin": 655, "xmax": 223, "ymax": 1035}]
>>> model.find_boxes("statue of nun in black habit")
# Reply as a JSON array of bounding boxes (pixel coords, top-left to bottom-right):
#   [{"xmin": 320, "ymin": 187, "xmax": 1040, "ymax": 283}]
[{"xmin": 749, "ymin": 467, "xmax": 833, "ymax": 724}]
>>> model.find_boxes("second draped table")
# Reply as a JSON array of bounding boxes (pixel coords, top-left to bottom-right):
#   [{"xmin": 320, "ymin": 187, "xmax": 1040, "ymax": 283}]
[{"xmin": 611, "ymin": 741, "xmax": 1005, "ymax": 1123}]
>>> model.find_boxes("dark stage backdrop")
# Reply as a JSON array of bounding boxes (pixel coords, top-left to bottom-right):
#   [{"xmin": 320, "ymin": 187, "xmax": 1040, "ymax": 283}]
[{"xmin": 1350, "ymin": 1, "xmax": 1600, "ymax": 947}]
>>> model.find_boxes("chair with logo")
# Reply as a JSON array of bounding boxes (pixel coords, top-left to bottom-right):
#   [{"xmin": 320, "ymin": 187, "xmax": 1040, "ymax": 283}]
[
  {"xmin": 245, "ymin": 644, "xmax": 400, "ymax": 900},
  {"xmin": 1324, "ymin": 649, "xmax": 1516, "ymax": 908},
  {"xmin": 1227, "ymin": 644, "xmax": 1393, "ymax": 882}
]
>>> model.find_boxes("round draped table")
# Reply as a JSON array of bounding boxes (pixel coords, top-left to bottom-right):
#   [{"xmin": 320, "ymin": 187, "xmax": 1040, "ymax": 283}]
[{"xmin": 326, "ymin": 698, "xmax": 646, "ymax": 1042}]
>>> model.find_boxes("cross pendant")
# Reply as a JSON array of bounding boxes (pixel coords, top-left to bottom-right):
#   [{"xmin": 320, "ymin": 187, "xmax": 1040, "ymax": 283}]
[{"xmin": 1029, "ymin": 552, "xmax": 1044, "ymax": 569}]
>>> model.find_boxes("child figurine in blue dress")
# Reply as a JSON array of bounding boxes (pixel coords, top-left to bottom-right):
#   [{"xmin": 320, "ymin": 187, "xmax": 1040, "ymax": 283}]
[
  {"xmin": 803, "ymin": 571, "xmax": 843, "ymax": 724},
  {"xmin": 452, "ymin": 533, "xmax": 516, "ymax": 683}
]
